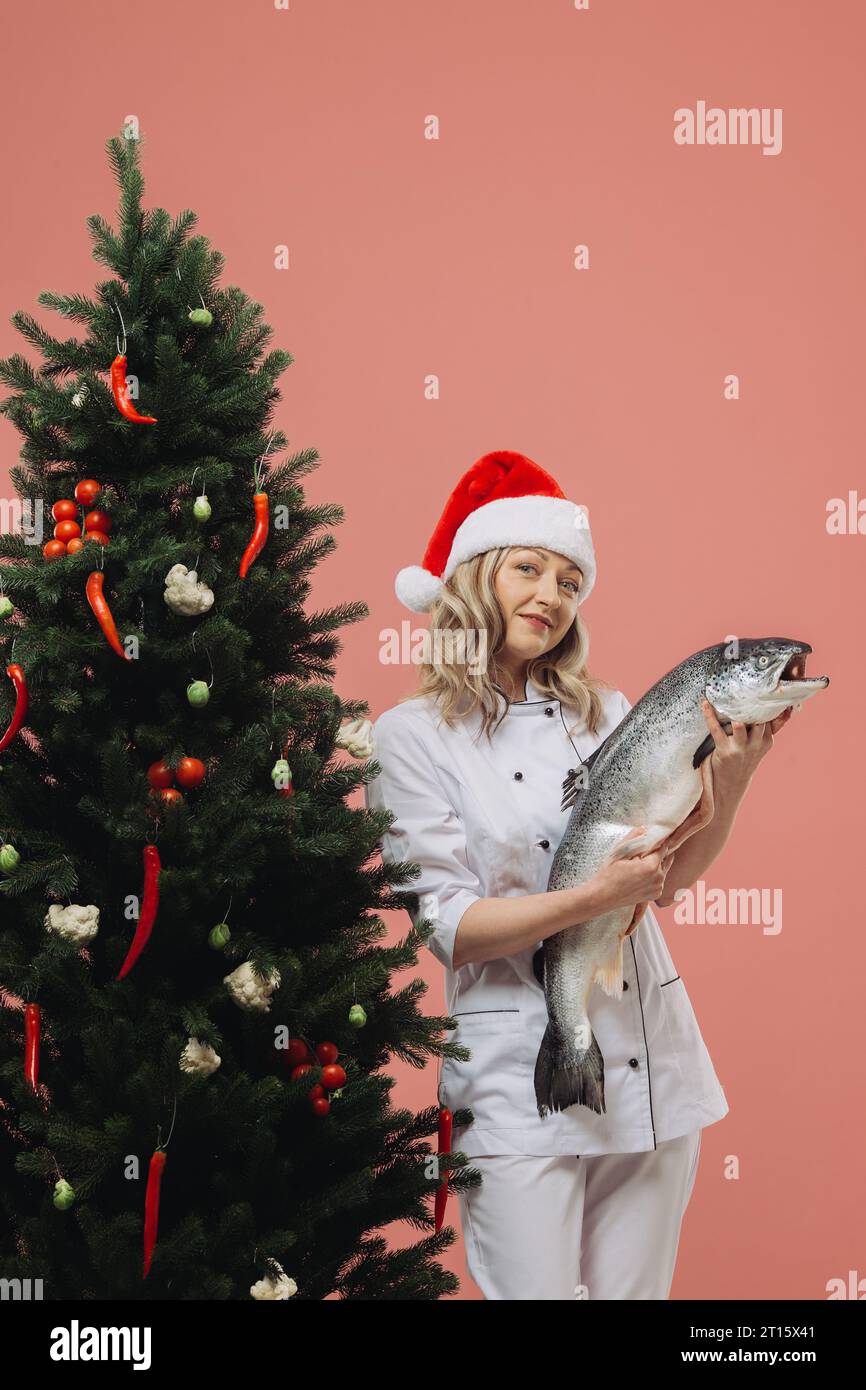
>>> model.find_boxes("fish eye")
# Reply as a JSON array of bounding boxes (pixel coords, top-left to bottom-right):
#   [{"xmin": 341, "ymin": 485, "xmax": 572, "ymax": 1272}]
[{"xmin": 757, "ymin": 656, "xmax": 770, "ymax": 668}]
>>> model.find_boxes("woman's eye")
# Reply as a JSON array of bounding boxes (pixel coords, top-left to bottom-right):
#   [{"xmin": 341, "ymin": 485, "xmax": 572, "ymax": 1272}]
[{"xmin": 517, "ymin": 562, "xmax": 578, "ymax": 593}]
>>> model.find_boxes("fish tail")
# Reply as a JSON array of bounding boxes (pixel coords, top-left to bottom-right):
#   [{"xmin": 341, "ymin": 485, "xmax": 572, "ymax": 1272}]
[{"xmin": 534, "ymin": 1024, "xmax": 606, "ymax": 1118}]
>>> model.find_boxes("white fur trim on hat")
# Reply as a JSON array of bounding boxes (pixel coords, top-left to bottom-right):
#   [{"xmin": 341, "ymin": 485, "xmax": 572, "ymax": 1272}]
[
  {"xmin": 395, "ymin": 565, "xmax": 445, "ymax": 613},
  {"xmin": 443, "ymin": 495, "xmax": 596, "ymax": 603}
]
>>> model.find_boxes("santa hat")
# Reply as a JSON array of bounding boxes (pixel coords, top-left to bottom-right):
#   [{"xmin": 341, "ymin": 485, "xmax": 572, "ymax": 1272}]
[{"xmin": 395, "ymin": 449, "xmax": 596, "ymax": 612}]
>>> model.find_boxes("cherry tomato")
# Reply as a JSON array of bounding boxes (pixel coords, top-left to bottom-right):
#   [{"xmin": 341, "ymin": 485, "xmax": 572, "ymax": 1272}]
[
  {"xmin": 316, "ymin": 1042, "xmax": 339, "ymax": 1065},
  {"xmin": 286, "ymin": 1038, "xmax": 313, "ymax": 1066},
  {"xmin": 84, "ymin": 509, "xmax": 112, "ymax": 534},
  {"xmin": 65, "ymin": 537, "xmax": 85, "ymax": 555},
  {"xmin": 74, "ymin": 479, "xmax": 101, "ymax": 506},
  {"xmin": 290, "ymin": 1063, "xmax": 314, "ymax": 1082},
  {"xmin": 307, "ymin": 1084, "xmax": 325, "ymax": 1101},
  {"xmin": 175, "ymin": 756, "xmax": 206, "ymax": 789},
  {"xmin": 310, "ymin": 1097, "xmax": 331, "ymax": 1117},
  {"xmin": 52, "ymin": 499, "xmax": 77, "ymax": 522},
  {"xmin": 43, "ymin": 540, "xmax": 67, "ymax": 561},
  {"xmin": 320, "ymin": 1064, "xmax": 347, "ymax": 1091},
  {"xmin": 54, "ymin": 520, "xmax": 82, "ymax": 544},
  {"xmin": 83, "ymin": 531, "xmax": 110, "ymax": 547},
  {"xmin": 147, "ymin": 759, "xmax": 174, "ymax": 789},
  {"xmin": 159, "ymin": 788, "xmax": 184, "ymax": 806}
]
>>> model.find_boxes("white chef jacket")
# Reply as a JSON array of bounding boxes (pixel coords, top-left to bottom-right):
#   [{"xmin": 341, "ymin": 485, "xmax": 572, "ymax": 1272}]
[{"xmin": 364, "ymin": 673, "xmax": 729, "ymax": 1157}]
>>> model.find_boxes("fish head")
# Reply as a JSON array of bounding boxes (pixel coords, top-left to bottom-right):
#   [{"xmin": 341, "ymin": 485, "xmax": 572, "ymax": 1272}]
[{"xmin": 706, "ymin": 638, "xmax": 829, "ymax": 723}]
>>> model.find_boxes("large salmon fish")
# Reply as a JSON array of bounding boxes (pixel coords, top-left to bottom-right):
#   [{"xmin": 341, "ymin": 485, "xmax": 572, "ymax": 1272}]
[{"xmin": 533, "ymin": 638, "xmax": 829, "ymax": 1118}]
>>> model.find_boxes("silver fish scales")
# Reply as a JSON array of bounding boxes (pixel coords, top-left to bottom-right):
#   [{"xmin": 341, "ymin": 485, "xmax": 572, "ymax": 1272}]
[{"xmin": 534, "ymin": 637, "xmax": 829, "ymax": 1118}]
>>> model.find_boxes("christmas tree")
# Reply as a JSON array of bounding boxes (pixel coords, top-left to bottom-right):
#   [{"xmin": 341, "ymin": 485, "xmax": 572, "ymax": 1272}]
[{"xmin": 0, "ymin": 128, "xmax": 478, "ymax": 1300}]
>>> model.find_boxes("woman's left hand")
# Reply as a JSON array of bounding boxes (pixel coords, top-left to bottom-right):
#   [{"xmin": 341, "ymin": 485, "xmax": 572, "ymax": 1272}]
[
  {"xmin": 622, "ymin": 700, "xmax": 794, "ymax": 936},
  {"xmin": 700, "ymin": 698, "xmax": 794, "ymax": 798}
]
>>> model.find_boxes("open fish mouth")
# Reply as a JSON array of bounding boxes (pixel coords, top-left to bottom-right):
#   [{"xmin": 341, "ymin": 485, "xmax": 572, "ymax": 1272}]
[
  {"xmin": 778, "ymin": 647, "xmax": 828, "ymax": 700},
  {"xmin": 775, "ymin": 650, "xmax": 829, "ymax": 694}
]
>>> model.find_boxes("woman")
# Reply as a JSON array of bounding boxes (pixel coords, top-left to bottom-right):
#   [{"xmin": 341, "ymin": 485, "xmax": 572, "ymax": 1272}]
[{"xmin": 365, "ymin": 449, "xmax": 791, "ymax": 1300}]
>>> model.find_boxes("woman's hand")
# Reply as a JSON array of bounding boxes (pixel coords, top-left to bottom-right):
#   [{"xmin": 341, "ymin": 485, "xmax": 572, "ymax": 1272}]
[
  {"xmin": 592, "ymin": 828, "xmax": 676, "ymax": 917},
  {"xmin": 600, "ymin": 756, "xmax": 715, "ymax": 934},
  {"xmin": 591, "ymin": 698, "xmax": 795, "ymax": 931},
  {"xmin": 701, "ymin": 697, "xmax": 794, "ymax": 798}
]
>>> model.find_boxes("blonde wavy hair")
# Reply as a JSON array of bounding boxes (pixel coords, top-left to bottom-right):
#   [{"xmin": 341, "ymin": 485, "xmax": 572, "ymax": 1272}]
[{"xmin": 396, "ymin": 547, "xmax": 613, "ymax": 743}]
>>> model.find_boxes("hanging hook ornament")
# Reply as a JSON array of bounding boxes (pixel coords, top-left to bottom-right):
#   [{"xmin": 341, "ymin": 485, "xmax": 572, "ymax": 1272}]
[
  {"xmin": 157, "ymin": 1093, "xmax": 178, "ymax": 1152},
  {"xmin": 110, "ymin": 301, "xmax": 158, "ymax": 425},
  {"xmin": 190, "ymin": 465, "xmax": 211, "ymax": 523},
  {"xmin": 240, "ymin": 434, "xmax": 275, "ymax": 581},
  {"xmin": 187, "ymin": 628, "xmax": 213, "ymax": 709},
  {"xmin": 208, "ymin": 890, "xmax": 232, "ymax": 951},
  {"xmin": 189, "ymin": 290, "xmax": 213, "ymax": 329},
  {"xmin": 143, "ymin": 1092, "xmax": 176, "ymax": 1279}
]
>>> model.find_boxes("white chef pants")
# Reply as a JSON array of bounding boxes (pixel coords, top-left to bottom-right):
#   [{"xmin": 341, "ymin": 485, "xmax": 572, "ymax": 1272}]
[{"xmin": 457, "ymin": 1128, "xmax": 702, "ymax": 1300}]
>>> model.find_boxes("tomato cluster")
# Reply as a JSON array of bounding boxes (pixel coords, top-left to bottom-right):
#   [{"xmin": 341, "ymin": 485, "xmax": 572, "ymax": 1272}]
[
  {"xmin": 146, "ymin": 756, "xmax": 207, "ymax": 807},
  {"xmin": 284, "ymin": 1038, "xmax": 347, "ymax": 1116},
  {"xmin": 43, "ymin": 479, "xmax": 112, "ymax": 561}
]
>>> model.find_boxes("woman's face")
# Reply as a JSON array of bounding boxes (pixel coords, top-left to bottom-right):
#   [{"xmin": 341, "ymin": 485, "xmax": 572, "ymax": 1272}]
[{"xmin": 493, "ymin": 546, "xmax": 582, "ymax": 661}]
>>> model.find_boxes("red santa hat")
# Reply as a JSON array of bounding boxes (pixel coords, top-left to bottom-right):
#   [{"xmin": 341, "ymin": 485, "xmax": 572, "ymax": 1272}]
[{"xmin": 395, "ymin": 449, "xmax": 596, "ymax": 612}]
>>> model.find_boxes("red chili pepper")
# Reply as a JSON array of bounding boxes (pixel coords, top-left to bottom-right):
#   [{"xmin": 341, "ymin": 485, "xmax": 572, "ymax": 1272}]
[
  {"xmin": 434, "ymin": 1106, "xmax": 453, "ymax": 1231},
  {"xmin": 86, "ymin": 571, "xmax": 131, "ymax": 662},
  {"xmin": 24, "ymin": 1003, "xmax": 40, "ymax": 1090},
  {"xmin": 117, "ymin": 845, "xmax": 162, "ymax": 979},
  {"xmin": 142, "ymin": 1148, "xmax": 166, "ymax": 1278},
  {"xmin": 110, "ymin": 353, "xmax": 157, "ymax": 424},
  {"xmin": 0, "ymin": 664, "xmax": 28, "ymax": 752},
  {"xmin": 239, "ymin": 492, "xmax": 269, "ymax": 578}
]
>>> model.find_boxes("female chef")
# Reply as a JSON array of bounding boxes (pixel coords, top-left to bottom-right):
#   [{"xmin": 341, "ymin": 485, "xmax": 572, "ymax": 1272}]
[{"xmin": 365, "ymin": 449, "xmax": 791, "ymax": 1301}]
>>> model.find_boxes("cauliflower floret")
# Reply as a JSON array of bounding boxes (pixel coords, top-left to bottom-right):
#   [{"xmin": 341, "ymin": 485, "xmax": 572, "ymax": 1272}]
[
  {"xmin": 163, "ymin": 563, "xmax": 214, "ymax": 616},
  {"xmin": 44, "ymin": 903, "xmax": 100, "ymax": 943},
  {"xmin": 335, "ymin": 716, "xmax": 373, "ymax": 759},
  {"xmin": 179, "ymin": 1038, "xmax": 221, "ymax": 1076},
  {"xmin": 250, "ymin": 1261, "xmax": 297, "ymax": 1300},
  {"xmin": 224, "ymin": 961, "xmax": 281, "ymax": 1013}
]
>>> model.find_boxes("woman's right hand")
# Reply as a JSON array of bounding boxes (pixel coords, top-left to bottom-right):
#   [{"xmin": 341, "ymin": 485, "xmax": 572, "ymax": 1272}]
[{"xmin": 590, "ymin": 827, "xmax": 675, "ymax": 914}]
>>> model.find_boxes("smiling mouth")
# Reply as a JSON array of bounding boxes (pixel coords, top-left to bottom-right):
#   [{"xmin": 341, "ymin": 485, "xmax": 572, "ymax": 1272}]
[{"xmin": 520, "ymin": 614, "xmax": 551, "ymax": 629}]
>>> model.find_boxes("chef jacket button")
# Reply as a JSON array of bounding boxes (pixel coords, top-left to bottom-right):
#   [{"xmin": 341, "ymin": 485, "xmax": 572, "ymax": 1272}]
[
  {"xmin": 514, "ymin": 771, "xmax": 523, "ymax": 780},
  {"xmin": 628, "ymin": 1057, "xmax": 639, "ymax": 1068},
  {"xmin": 623, "ymin": 981, "xmax": 629, "ymax": 990},
  {"xmin": 538, "ymin": 839, "xmax": 550, "ymax": 849},
  {"xmin": 544, "ymin": 706, "xmax": 555, "ymax": 716}
]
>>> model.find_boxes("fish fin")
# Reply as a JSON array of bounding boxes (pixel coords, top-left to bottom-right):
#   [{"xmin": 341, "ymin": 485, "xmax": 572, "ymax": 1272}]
[
  {"xmin": 593, "ymin": 941, "xmax": 624, "ymax": 999},
  {"xmin": 534, "ymin": 1024, "xmax": 606, "ymax": 1117},
  {"xmin": 560, "ymin": 740, "xmax": 607, "ymax": 812},
  {"xmin": 693, "ymin": 719, "xmax": 735, "ymax": 768},
  {"xmin": 532, "ymin": 945, "xmax": 545, "ymax": 989},
  {"xmin": 692, "ymin": 733, "xmax": 715, "ymax": 769}
]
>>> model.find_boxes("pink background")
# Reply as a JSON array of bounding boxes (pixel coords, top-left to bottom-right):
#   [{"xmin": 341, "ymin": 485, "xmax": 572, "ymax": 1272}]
[{"xmin": 1, "ymin": 1, "xmax": 861, "ymax": 1300}]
